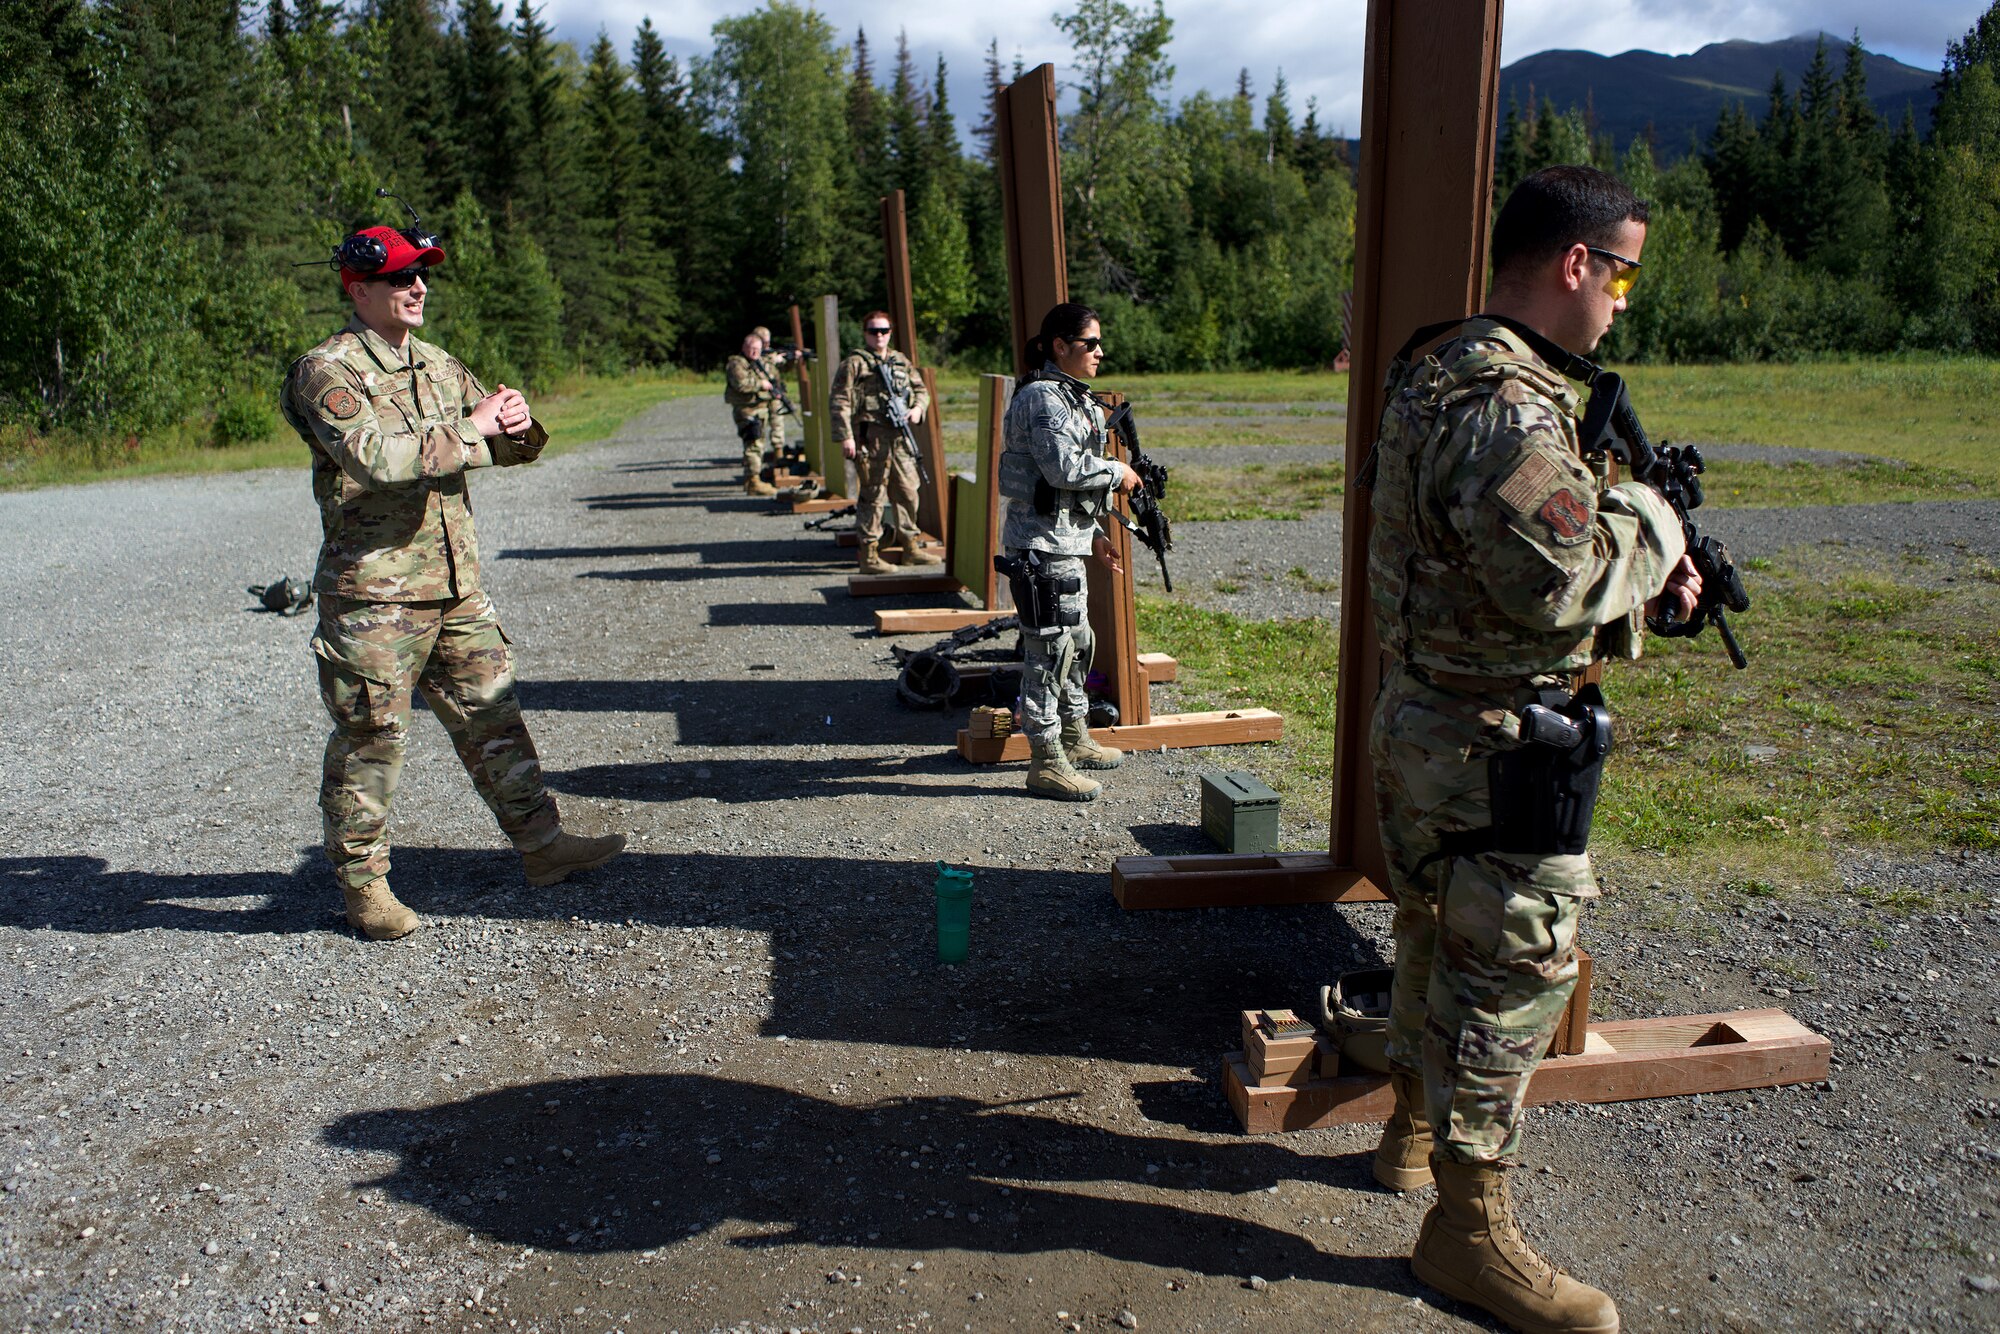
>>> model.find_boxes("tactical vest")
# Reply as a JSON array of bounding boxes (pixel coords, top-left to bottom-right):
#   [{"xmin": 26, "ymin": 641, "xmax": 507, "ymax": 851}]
[
  {"xmin": 853, "ymin": 351, "xmax": 910, "ymax": 420},
  {"xmin": 1366, "ymin": 319, "xmax": 1602, "ymax": 677},
  {"xmin": 998, "ymin": 373, "xmax": 1109, "ymax": 520}
]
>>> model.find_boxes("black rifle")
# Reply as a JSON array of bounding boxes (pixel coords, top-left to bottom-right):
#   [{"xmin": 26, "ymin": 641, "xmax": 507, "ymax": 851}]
[
  {"xmin": 1579, "ymin": 371, "xmax": 1750, "ymax": 668},
  {"xmin": 1101, "ymin": 401, "xmax": 1174, "ymax": 591},
  {"xmin": 880, "ymin": 364, "xmax": 931, "ymax": 486},
  {"xmin": 803, "ymin": 503, "xmax": 857, "ymax": 531}
]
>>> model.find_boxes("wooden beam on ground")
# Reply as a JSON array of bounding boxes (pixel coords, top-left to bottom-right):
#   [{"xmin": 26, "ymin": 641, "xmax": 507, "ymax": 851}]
[
  {"xmin": 875, "ymin": 608, "xmax": 1012, "ymax": 635},
  {"xmin": 792, "ymin": 495, "xmax": 850, "ymax": 515},
  {"xmin": 958, "ymin": 709, "xmax": 1282, "ymax": 763},
  {"xmin": 996, "ymin": 65, "xmax": 1067, "ymax": 380},
  {"xmin": 1112, "ymin": 852, "xmax": 1387, "ymax": 910},
  {"xmin": 847, "ymin": 570, "xmax": 961, "ymax": 597},
  {"xmin": 1137, "ymin": 652, "xmax": 1177, "ymax": 683},
  {"xmin": 835, "ymin": 531, "xmax": 943, "ymax": 551},
  {"xmin": 1223, "ymin": 1009, "xmax": 1831, "ymax": 1135}
]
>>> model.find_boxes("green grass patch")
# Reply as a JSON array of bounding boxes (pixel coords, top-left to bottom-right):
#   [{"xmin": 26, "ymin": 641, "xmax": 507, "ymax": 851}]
[
  {"xmin": 0, "ymin": 370, "xmax": 708, "ymax": 491},
  {"xmin": 1619, "ymin": 358, "xmax": 2000, "ymax": 482},
  {"xmin": 1697, "ymin": 457, "xmax": 2000, "ymax": 507},
  {"xmin": 1135, "ymin": 597, "xmax": 1341, "ymax": 832},
  {"xmin": 1143, "ymin": 548, "xmax": 1999, "ymax": 882},
  {"xmin": 1172, "ymin": 461, "xmax": 1344, "ymax": 520}
]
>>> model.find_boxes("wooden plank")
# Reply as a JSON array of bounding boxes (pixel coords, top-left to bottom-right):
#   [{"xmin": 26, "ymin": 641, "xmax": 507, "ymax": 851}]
[
  {"xmin": 875, "ymin": 608, "xmax": 1011, "ymax": 635},
  {"xmin": 792, "ymin": 496, "xmax": 850, "ymax": 515},
  {"xmin": 996, "ymin": 64, "xmax": 1067, "ymax": 379},
  {"xmin": 1329, "ymin": 0, "xmax": 1506, "ymax": 894},
  {"xmin": 881, "ymin": 189, "xmax": 951, "ymax": 547},
  {"xmin": 848, "ymin": 571, "xmax": 961, "ymax": 597},
  {"xmin": 949, "ymin": 375, "xmax": 1013, "ymax": 611},
  {"xmin": 1556, "ymin": 946, "xmax": 1594, "ymax": 1057},
  {"xmin": 1137, "ymin": 652, "xmax": 1178, "ymax": 683},
  {"xmin": 836, "ymin": 531, "xmax": 943, "ymax": 551},
  {"xmin": 787, "ymin": 303, "xmax": 814, "ymax": 417},
  {"xmin": 811, "ymin": 296, "xmax": 846, "ymax": 499},
  {"xmin": 1112, "ymin": 853, "xmax": 1387, "ymax": 910},
  {"xmin": 958, "ymin": 709, "xmax": 1282, "ymax": 763},
  {"xmin": 1226, "ymin": 1008, "xmax": 1832, "ymax": 1135}
]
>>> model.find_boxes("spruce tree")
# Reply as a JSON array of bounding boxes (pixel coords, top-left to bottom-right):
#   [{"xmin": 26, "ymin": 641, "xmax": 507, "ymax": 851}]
[
  {"xmin": 573, "ymin": 32, "xmax": 676, "ymax": 366},
  {"xmin": 847, "ymin": 28, "xmax": 889, "ymax": 198},
  {"xmin": 455, "ymin": 0, "xmax": 520, "ymax": 216}
]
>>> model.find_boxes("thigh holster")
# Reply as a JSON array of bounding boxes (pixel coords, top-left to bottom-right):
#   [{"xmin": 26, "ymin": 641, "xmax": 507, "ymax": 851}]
[
  {"xmin": 1423, "ymin": 683, "xmax": 1613, "ymax": 871},
  {"xmin": 994, "ymin": 551, "xmax": 1081, "ymax": 631}
]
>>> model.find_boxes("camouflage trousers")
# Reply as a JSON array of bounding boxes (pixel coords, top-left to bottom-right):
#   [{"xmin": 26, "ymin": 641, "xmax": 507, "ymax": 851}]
[
  {"xmin": 734, "ymin": 405, "xmax": 784, "ymax": 475},
  {"xmin": 853, "ymin": 425, "xmax": 921, "ymax": 543},
  {"xmin": 1012, "ymin": 550, "xmax": 1094, "ymax": 746},
  {"xmin": 312, "ymin": 593, "xmax": 560, "ymax": 893},
  {"xmin": 1371, "ymin": 664, "xmax": 1591, "ymax": 1165}
]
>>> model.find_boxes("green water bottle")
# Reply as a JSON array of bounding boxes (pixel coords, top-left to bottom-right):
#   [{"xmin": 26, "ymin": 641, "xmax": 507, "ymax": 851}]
[{"xmin": 933, "ymin": 861, "xmax": 974, "ymax": 963}]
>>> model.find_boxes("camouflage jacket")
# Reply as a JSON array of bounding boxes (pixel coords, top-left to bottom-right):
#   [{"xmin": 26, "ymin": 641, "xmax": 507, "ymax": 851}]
[
  {"xmin": 999, "ymin": 364, "xmax": 1123, "ymax": 557},
  {"xmin": 723, "ymin": 353, "xmax": 781, "ymax": 418},
  {"xmin": 829, "ymin": 349, "xmax": 927, "ymax": 444},
  {"xmin": 1366, "ymin": 318, "xmax": 1684, "ymax": 678},
  {"xmin": 281, "ymin": 318, "xmax": 546, "ymax": 602}
]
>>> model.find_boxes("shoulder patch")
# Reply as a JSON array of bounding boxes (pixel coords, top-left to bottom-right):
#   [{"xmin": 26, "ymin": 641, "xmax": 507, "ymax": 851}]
[
  {"xmin": 321, "ymin": 385, "xmax": 362, "ymax": 420},
  {"xmin": 1493, "ymin": 452, "xmax": 1558, "ymax": 514},
  {"xmin": 1538, "ymin": 488, "xmax": 1592, "ymax": 543}
]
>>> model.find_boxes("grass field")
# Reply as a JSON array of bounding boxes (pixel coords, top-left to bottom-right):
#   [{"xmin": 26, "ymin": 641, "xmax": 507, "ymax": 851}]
[
  {"xmin": 1139, "ymin": 547, "xmax": 2000, "ymax": 892},
  {"xmin": 0, "ymin": 371, "xmax": 708, "ymax": 491}
]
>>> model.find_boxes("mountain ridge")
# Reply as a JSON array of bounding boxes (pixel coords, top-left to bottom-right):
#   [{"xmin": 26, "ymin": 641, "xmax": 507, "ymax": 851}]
[{"xmin": 1499, "ymin": 33, "xmax": 1937, "ymax": 160}]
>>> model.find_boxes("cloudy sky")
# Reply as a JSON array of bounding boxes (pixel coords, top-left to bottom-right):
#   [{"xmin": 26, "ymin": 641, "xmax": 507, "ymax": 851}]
[{"xmin": 542, "ymin": 0, "xmax": 1974, "ymax": 140}]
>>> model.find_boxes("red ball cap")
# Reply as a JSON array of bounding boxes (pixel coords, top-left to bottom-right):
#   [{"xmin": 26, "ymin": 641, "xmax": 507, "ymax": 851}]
[{"xmin": 338, "ymin": 226, "xmax": 446, "ymax": 289}]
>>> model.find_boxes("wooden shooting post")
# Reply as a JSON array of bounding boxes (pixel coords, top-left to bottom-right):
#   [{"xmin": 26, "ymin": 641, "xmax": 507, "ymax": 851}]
[
  {"xmin": 1110, "ymin": 0, "xmax": 1508, "ymax": 909},
  {"xmin": 793, "ymin": 296, "xmax": 849, "ymax": 514},
  {"xmin": 954, "ymin": 64, "xmax": 1276, "ymax": 763},
  {"xmin": 845, "ymin": 191, "xmax": 959, "ymax": 597}
]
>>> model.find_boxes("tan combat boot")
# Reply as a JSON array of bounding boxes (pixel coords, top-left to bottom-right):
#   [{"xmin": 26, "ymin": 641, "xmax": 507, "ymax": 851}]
[
  {"xmin": 744, "ymin": 472, "xmax": 777, "ymax": 497},
  {"xmin": 896, "ymin": 540, "xmax": 943, "ymax": 566},
  {"xmin": 1412, "ymin": 1157, "xmax": 1619, "ymax": 1334},
  {"xmin": 1026, "ymin": 738, "xmax": 1100, "ymax": 802},
  {"xmin": 1059, "ymin": 718, "xmax": 1123, "ymax": 770},
  {"xmin": 1373, "ymin": 1070, "xmax": 1435, "ymax": 1191},
  {"xmin": 522, "ymin": 831, "xmax": 627, "ymax": 887},
  {"xmin": 343, "ymin": 878, "xmax": 420, "ymax": 941},
  {"xmin": 857, "ymin": 540, "xmax": 894, "ymax": 576}
]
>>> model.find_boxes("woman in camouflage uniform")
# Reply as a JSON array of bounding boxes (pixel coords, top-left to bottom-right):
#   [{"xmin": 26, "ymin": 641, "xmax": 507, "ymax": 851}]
[{"xmin": 997, "ymin": 304, "xmax": 1141, "ymax": 801}]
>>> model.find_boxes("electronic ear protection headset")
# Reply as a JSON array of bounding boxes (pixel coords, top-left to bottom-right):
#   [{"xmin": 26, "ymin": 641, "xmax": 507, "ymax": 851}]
[{"xmin": 300, "ymin": 188, "xmax": 442, "ymax": 275}]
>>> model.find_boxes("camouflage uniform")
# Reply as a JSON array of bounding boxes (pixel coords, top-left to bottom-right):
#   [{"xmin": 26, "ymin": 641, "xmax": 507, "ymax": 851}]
[
  {"xmin": 281, "ymin": 317, "xmax": 560, "ymax": 893},
  {"xmin": 831, "ymin": 348, "xmax": 929, "ymax": 542},
  {"xmin": 1367, "ymin": 318, "xmax": 1685, "ymax": 1164},
  {"xmin": 723, "ymin": 352, "xmax": 786, "ymax": 476},
  {"xmin": 999, "ymin": 365, "xmax": 1122, "ymax": 747}
]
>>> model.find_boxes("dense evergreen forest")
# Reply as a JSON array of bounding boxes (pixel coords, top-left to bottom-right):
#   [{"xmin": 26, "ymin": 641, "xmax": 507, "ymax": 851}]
[{"xmin": 5, "ymin": 0, "xmax": 2000, "ymax": 445}]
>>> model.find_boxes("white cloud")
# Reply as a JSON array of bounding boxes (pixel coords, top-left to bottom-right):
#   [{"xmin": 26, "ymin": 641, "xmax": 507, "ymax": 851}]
[{"xmin": 533, "ymin": 0, "xmax": 1962, "ymax": 145}]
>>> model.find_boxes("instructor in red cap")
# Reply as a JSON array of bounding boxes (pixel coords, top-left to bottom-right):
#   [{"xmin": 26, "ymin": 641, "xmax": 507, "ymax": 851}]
[{"xmin": 280, "ymin": 216, "xmax": 625, "ymax": 940}]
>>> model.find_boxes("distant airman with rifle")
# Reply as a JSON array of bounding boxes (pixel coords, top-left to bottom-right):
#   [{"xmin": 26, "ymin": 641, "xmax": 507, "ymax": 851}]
[{"xmin": 831, "ymin": 311, "xmax": 939, "ymax": 575}]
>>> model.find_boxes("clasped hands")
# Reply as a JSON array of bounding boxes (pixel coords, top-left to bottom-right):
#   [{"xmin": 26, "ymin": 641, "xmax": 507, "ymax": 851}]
[{"xmin": 471, "ymin": 384, "xmax": 532, "ymax": 438}]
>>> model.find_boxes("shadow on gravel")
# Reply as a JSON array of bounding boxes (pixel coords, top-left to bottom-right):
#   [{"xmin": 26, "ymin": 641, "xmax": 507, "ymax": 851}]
[
  {"xmin": 514, "ymin": 677, "xmax": 939, "ymax": 745},
  {"xmin": 582, "ymin": 495, "xmax": 784, "ymax": 515},
  {"xmin": 321, "ymin": 1073, "xmax": 1411, "ymax": 1291},
  {"xmin": 706, "ymin": 601, "xmax": 881, "ymax": 628},
  {"xmin": 0, "ymin": 849, "xmax": 1381, "ymax": 1064},
  {"xmin": 1125, "ymin": 822, "xmax": 1226, "ymax": 857},
  {"xmin": 610, "ymin": 459, "xmax": 718, "ymax": 473},
  {"xmin": 578, "ymin": 563, "xmax": 842, "ymax": 585},
  {"xmin": 549, "ymin": 752, "xmax": 995, "ymax": 803},
  {"xmin": 501, "ymin": 541, "xmax": 845, "ymax": 566}
]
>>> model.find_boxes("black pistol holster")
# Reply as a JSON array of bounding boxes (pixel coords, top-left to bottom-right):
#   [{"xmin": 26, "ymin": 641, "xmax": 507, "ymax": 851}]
[
  {"xmin": 737, "ymin": 417, "xmax": 765, "ymax": 445},
  {"xmin": 1423, "ymin": 683, "xmax": 1613, "ymax": 874},
  {"xmin": 993, "ymin": 550, "xmax": 1081, "ymax": 631}
]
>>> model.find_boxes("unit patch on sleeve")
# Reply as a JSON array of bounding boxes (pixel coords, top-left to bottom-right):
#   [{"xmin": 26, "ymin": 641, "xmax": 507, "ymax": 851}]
[
  {"xmin": 1537, "ymin": 488, "xmax": 1592, "ymax": 543},
  {"xmin": 321, "ymin": 385, "xmax": 361, "ymax": 421},
  {"xmin": 1492, "ymin": 451, "xmax": 1558, "ymax": 514}
]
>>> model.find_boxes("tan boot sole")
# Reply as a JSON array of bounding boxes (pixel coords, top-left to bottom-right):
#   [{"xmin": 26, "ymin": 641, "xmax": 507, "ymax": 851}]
[
  {"xmin": 1027, "ymin": 778, "xmax": 1099, "ymax": 802},
  {"xmin": 1410, "ymin": 1250, "xmax": 1620, "ymax": 1334},
  {"xmin": 524, "ymin": 838, "xmax": 626, "ymax": 887},
  {"xmin": 1372, "ymin": 1152, "xmax": 1433, "ymax": 1192},
  {"xmin": 348, "ymin": 913, "xmax": 419, "ymax": 941}
]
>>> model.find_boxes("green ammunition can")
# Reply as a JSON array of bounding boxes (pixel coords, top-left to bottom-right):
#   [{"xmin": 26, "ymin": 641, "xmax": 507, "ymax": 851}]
[{"xmin": 1199, "ymin": 770, "xmax": 1281, "ymax": 854}]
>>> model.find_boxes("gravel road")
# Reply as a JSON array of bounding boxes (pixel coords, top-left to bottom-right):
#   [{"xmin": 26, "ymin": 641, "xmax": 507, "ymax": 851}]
[{"xmin": 1, "ymin": 395, "xmax": 1994, "ymax": 1333}]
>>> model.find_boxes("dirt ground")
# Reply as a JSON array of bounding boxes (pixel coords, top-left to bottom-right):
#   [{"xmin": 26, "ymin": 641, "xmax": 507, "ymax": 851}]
[{"xmin": 1, "ymin": 394, "xmax": 1995, "ymax": 1333}]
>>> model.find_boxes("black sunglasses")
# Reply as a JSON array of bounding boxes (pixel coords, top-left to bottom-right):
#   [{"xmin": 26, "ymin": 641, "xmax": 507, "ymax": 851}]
[
  {"xmin": 863, "ymin": 325, "xmax": 893, "ymax": 335},
  {"xmin": 1061, "ymin": 336, "xmax": 1104, "ymax": 352},
  {"xmin": 372, "ymin": 265, "xmax": 431, "ymax": 289}
]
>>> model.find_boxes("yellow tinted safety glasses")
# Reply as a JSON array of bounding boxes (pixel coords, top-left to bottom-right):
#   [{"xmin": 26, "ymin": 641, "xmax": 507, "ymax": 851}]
[{"xmin": 1586, "ymin": 245, "xmax": 1643, "ymax": 299}]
